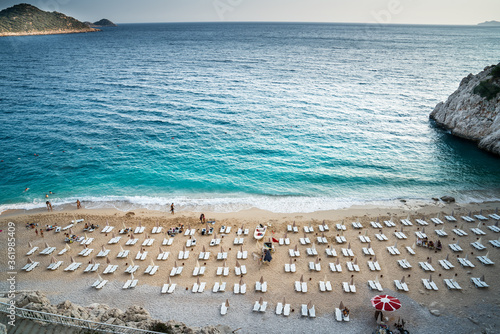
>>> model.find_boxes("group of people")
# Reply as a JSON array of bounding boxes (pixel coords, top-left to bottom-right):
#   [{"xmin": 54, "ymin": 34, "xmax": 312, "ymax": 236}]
[
  {"xmin": 416, "ymin": 237, "xmax": 442, "ymax": 251},
  {"xmin": 167, "ymin": 224, "xmax": 184, "ymax": 236}
]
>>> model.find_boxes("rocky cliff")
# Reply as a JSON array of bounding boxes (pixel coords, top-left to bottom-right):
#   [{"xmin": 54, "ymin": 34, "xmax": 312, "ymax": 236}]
[
  {"xmin": 8, "ymin": 291, "xmax": 232, "ymax": 334},
  {"xmin": 0, "ymin": 3, "xmax": 98, "ymax": 36},
  {"xmin": 430, "ymin": 63, "xmax": 500, "ymax": 156}
]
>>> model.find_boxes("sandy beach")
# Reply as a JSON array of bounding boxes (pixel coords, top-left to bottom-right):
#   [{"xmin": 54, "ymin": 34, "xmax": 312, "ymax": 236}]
[{"xmin": 1, "ymin": 200, "xmax": 499, "ymax": 333}]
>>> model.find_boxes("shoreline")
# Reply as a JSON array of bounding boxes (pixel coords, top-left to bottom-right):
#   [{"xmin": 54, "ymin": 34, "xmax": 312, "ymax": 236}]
[
  {"xmin": 1, "ymin": 202, "xmax": 499, "ymax": 333},
  {"xmin": 0, "ymin": 28, "xmax": 99, "ymax": 37}
]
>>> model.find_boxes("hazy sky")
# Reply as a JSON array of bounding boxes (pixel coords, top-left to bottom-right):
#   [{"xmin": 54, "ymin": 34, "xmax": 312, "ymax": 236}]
[{"xmin": 3, "ymin": 0, "xmax": 500, "ymax": 25}]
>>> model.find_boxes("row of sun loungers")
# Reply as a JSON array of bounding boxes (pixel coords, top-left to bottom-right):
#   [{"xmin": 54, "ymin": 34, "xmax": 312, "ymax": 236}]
[
  {"xmin": 64, "ymin": 262, "xmax": 81, "ymax": 272},
  {"xmin": 101, "ymin": 225, "xmax": 114, "ymax": 233},
  {"xmin": 40, "ymin": 246, "xmax": 56, "ymax": 255},
  {"xmin": 162, "ymin": 238, "xmax": 174, "ymax": 246},
  {"xmin": 301, "ymin": 303, "xmax": 315, "ymax": 318},
  {"xmin": 92, "ymin": 278, "xmax": 108, "ymax": 289},
  {"xmin": 419, "ymin": 261, "xmax": 435, "ymax": 272},
  {"xmin": 103, "ymin": 264, "xmax": 119, "ymax": 274},
  {"xmin": 123, "ymin": 279, "xmax": 138, "ymax": 289}
]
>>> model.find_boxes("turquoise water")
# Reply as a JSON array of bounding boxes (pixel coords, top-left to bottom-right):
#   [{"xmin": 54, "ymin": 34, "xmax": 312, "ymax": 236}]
[{"xmin": 0, "ymin": 23, "xmax": 499, "ymax": 213}]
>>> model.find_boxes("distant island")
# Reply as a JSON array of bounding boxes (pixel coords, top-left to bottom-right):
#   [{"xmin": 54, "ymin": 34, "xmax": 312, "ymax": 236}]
[
  {"xmin": 84, "ymin": 19, "xmax": 117, "ymax": 28},
  {"xmin": 0, "ymin": 3, "xmax": 98, "ymax": 37},
  {"xmin": 478, "ymin": 20, "xmax": 500, "ymax": 26}
]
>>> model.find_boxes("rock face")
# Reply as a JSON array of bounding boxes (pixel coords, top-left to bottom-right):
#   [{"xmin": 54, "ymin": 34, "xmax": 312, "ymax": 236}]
[
  {"xmin": 429, "ymin": 63, "xmax": 500, "ymax": 156},
  {"xmin": 10, "ymin": 291, "xmax": 232, "ymax": 334}
]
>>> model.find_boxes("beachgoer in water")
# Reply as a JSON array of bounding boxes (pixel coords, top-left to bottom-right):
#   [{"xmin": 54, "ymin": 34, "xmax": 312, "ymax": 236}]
[
  {"xmin": 24, "ymin": 188, "xmax": 29, "ymax": 192},
  {"xmin": 76, "ymin": 199, "xmax": 81, "ymax": 209},
  {"xmin": 170, "ymin": 203, "xmax": 174, "ymax": 214}
]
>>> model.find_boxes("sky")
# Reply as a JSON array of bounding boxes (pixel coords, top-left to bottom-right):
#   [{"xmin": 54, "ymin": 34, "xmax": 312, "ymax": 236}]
[{"xmin": 2, "ymin": 0, "xmax": 499, "ymax": 25}]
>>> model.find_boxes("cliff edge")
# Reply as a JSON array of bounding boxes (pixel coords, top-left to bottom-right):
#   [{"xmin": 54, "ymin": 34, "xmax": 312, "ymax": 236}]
[{"xmin": 430, "ymin": 63, "xmax": 500, "ymax": 156}]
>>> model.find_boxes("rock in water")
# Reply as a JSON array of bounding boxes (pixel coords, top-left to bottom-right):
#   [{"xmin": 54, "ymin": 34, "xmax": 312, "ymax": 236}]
[
  {"xmin": 430, "ymin": 63, "xmax": 500, "ymax": 156},
  {"xmin": 440, "ymin": 196, "xmax": 455, "ymax": 203}
]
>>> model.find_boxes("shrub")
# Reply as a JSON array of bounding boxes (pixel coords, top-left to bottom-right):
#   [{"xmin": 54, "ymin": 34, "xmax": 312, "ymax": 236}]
[
  {"xmin": 473, "ymin": 80, "xmax": 500, "ymax": 100},
  {"xmin": 491, "ymin": 65, "xmax": 500, "ymax": 79},
  {"xmin": 149, "ymin": 322, "xmax": 173, "ymax": 334}
]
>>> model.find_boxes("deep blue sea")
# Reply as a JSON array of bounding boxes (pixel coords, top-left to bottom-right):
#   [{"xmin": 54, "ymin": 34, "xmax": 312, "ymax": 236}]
[{"xmin": 0, "ymin": 23, "xmax": 499, "ymax": 213}]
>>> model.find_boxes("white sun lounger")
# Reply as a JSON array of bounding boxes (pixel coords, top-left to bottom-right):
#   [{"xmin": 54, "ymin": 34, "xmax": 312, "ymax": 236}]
[
  {"xmin": 387, "ymin": 246, "xmax": 400, "ymax": 255},
  {"xmin": 359, "ymin": 235, "xmax": 371, "ymax": 243},
  {"xmin": 394, "ymin": 280, "xmax": 409, "ymax": 291},
  {"xmin": 375, "ymin": 233, "xmax": 388, "ymax": 241},
  {"xmin": 431, "ymin": 218, "xmax": 444, "ymax": 225},
  {"xmin": 352, "ymin": 222, "xmax": 362, "ymax": 229},
  {"xmin": 368, "ymin": 280, "xmax": 383, "ymax": 291},
  {"xmin": 96, "ymin": 249, "xmax": 110, "ymax": 257},
  {"xmin": 384, "ymin": 220, "xmax": 396, "ymax": 227},
  {"xmin": 40, "ymin": 247, "xmax": 56, "ymax": 255},
  {"xmin": 362, "ymin": 247, "xmax": 375, "ymax": 255},
  {"xmin": 471, "ymin": 277, "xmax": 489, "ymax": 288},
  {"xmin": 457, "ymin": 257, "xmax": 475, "ymax": 268},
  {"xmin": 452, "ymin": 228, "xmax": 468, "ymax": 236},
  {"xmin": 341, "ymin": 248, "xmax": 354, "ymax": 257},
  {"xmin": 25, "ymin": 247, "xmax": 38, "ymax": 256},
  {"xmin": 370, "ymin": 221, "xmax": 383, "ymax": 229},
  {"xmin": 416, "ymin": 219, "xmax": 428, "ymax": 226},
  {"xmin": 400, "ymin": 219, "xmax": 413, "ymax": 226},
  {"xmin": 134, "ymin": 226, "xmax": 145, "ymax": 234},
  {"xmin": 477, "ymin": 256, "xmax": 494, "ymax": 265},
  {"xmin": 336, "ymin": 224, "xmax": 346, "ymax": 231},
  {"xmin": 306, "ymin": 247, "xmax": 318, "ymax": 256},
  {"xmin": 470, "ymin": 228, "xmax": 486, "ymax": 235},
  {"xmin": 438, "ymin": 259, "xmax": 454, "ymax": 269},
  {"xmin": 237, "ymin": 250, "xmax": 248, "ymax": 259},
  {"xmin": 490, "ymin": 214, "xmax": 500, "ymax": 220},
  {"xmin": 47, "ymin": 261, "xmax": 63, "ymax": 270},
  {"xmin": 448, "ymin": 243, "xmax": 463, "ymax": 252},
  {"xmin": 471, "ymin": 241, "xmax": 486, "ymax": 250},
  {"xmin": 157, "ymin": 252, "xmax": 170, "ymax": 260},
  {"xmin": 445, "ymin": 215, "xmax": 457, "ymax": 222},
  {"xmin": 335, "ymin": 236, "xmax": 347, "ymax": 244},
  {"xmin": 289, "ymin": 249, "xmax": 300, "ymax": 257},
  {"xmin": 443, "ymin": 278, "xmax": 461, "ymax": 290},
  {"xmin": 490, "ymin": 239, "xmax": 500, "ymax": 247},
  {"xmin": 125, "ymin": 265, "xmax": 139, "ymax": 274},
  {"xmin": 162, "ymin": 238, "xmax": 174, "ymax": 246},
  {"xmin": 126, "ymin": 238, "xmax": 138, "ymax": 246},
  {"xmin": 394, "ymin": 232, "xmax": 407, "ymax": 239},
  {"xmin": 398, "ymin": 259, "xmax": 412, "ymax": 269},
  {"xmin": 435, "ymin": 229, "xmax": 448, "ymax": 237},
  {"xmin": 198, "ymin": 251, "xmax": 210, "ymax": 260},
  {"xmin": 326, "ymin": 248, "xmax": 337, "ymax": 257},
  {"xmin": 116, "ymin": 249, "xmax": 130, "ymax": 259}
]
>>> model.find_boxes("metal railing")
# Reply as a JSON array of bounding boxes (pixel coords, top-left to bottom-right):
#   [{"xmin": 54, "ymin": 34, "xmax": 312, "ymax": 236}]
[{"xmin": 0, "ymin": 302, "xmax": 164, "ymax": 334}]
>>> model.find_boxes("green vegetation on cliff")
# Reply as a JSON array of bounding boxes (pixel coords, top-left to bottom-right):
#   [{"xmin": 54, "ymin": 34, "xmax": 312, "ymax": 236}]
[
  {"xmin": 0, "ymin": 3, "xmax": 96, "ymax": 35},
  {"xmin": 473, "ymin": 64, "xmax": 500, "ymax": 101}
]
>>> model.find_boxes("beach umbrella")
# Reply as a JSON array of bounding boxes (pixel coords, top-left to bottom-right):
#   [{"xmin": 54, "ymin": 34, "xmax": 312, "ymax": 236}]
[
  {"xmin": 70, "ymin": 256, "xmax": 75, "ymax": 263},
  {"xmin": 28, "ymin": 242, "xmax": 33, "ymax": 248},
  {"xmin": 347, "ymin": 242, "xmax": 351, "ymax": 250},
  {"xmin": 259, "ymin": 296, "xmax": 263, "ymax": 305},
  {"xmin": 339, "ymin": 301, "xmax": 345, "ymax": 310},
  {"xmin": 371, "ymin": 295, "xmax": 402, "ymax": 312},
  {"xmin": 223, "ymin": 260, "xmax": 227, "ymax": 268},
  {"xmin": 27, "ymin": 257, "xmax": 34, "ymax": 264},
  {"xmin": 236, "ymin": 260, "xmax": 240, "ymax": 268},
  {"xmin": 225, "ymin": 299, "xmax": 230, "ymax": 308},
  {"xmin": 45, "ymin": 242, "xmax": 50, "ymax": 248},
  {"xmin": 106, "ymin": 257, "xmax": 111, "ymax": 264}
]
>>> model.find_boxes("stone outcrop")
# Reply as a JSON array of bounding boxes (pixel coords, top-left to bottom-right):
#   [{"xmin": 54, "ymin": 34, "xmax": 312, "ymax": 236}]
[
  {"xmin": 10, "ymin": 291, "xmax": 232, "ymax": 334},
  {"xmin": 430, "ymin": 63, "xmax": 500, "ymax": 156}
]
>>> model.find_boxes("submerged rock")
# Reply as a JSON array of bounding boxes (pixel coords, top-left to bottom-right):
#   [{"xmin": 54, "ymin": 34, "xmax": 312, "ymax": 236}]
[{"xmin": 430, "ymin": 63, "xmax": 500, "ymax": 156}]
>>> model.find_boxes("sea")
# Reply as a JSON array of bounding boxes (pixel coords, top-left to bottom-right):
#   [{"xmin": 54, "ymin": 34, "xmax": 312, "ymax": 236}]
[{"xmin": 0, "ymin": 22, "xmax": 499, "ymax": 214}]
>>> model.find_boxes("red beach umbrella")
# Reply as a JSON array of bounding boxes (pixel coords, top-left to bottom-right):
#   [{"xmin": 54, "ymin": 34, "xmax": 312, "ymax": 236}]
[{"xmin": 371, "ymin": 295, "xmax": 401, "ymax": 312}]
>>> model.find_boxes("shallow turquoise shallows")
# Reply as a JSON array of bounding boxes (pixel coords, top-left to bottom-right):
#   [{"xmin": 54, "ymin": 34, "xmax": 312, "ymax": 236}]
[{"xmin": 0, "ymin": 23, "xmax": 499, "ymax": 213}]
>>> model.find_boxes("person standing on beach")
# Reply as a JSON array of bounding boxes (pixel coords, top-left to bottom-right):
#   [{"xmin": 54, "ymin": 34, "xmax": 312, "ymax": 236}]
[
  {"xmin": 170, "ymin": 203, "xmax": 174, "ymax": 214},
  {"xmin": 46, "ymin": 201, "xmax": 52, "ymax": 211},
  {"xmin": 35, "ymin": 229, "xmax": 38, "ymax": 236},
  {"xmin": 76, "ymin": 199, "xmax": 81, "ymax": 209},
  {"xmin": 40, "ymin": 229, "xmax": 44, "ymax": 237}
]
